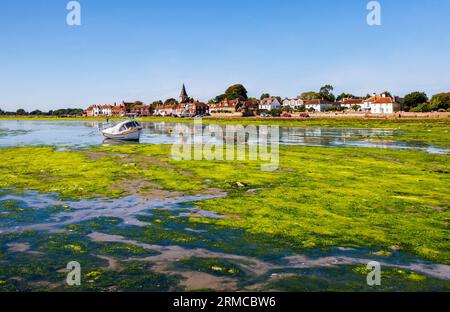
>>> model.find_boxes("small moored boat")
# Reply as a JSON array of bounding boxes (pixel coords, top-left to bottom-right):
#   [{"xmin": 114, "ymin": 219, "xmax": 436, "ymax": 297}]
[{"xmin": 101, "ymin": 120, "xmax": 143, "ymax": 141}]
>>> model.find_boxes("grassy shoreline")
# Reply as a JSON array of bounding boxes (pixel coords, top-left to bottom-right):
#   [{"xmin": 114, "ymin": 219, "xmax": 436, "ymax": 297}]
[{"xmin": 1, "ymin": 115, "xmax": 450, "ymax": 127}]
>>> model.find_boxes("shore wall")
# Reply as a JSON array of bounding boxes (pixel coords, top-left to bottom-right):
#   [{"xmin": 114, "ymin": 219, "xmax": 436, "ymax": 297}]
[{"xmin": 209, "ymin": 112, "xmax": 450, "ymax": 119}]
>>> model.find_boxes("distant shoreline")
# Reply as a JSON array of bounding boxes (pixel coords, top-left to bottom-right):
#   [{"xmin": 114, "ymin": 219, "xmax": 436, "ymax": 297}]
[{"xmin": 1, "ymin": 114, "xmax": 449, "ymax": 129}]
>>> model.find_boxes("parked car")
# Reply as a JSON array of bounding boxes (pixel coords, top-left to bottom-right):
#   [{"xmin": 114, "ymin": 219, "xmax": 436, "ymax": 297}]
[
  {"xmin": 281, "ymin": 112, "xmax": 292, "ymax": 117},
  {"xmin": 299, "ymin": 113, "xmax": 310, "ymax": 118},
  {"xmin": 260, "ymin": 112, "xmax": 270, "ymax": 117}
]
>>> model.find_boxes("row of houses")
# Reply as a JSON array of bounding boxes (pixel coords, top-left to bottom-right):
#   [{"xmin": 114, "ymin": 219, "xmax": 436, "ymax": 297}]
[
  {"xmin": 86, "ymin": 86, "xmax": 402, "ymax": 117},
  {"xmin": 86, "ymin": 102, "xmax": 152, "ymax": 117},
  {"xmin": 208, "ymin": 92, "xmax": 401, "ymax": 114},
  {"xmin": 282, "ymin": 93, "xmax": 401, "ymax": 113}
]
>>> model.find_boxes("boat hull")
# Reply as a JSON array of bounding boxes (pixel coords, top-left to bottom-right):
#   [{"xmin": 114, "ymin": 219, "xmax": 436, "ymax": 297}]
[{"xmin": 102, "ymin": 129, "xmax": 142, "ymax": 141}]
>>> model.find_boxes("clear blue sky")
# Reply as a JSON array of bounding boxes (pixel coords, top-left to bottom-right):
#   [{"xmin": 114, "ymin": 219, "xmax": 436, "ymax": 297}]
[{"xmin": 1, "ymin": 0, "xmax": 449, "ymax": 111}]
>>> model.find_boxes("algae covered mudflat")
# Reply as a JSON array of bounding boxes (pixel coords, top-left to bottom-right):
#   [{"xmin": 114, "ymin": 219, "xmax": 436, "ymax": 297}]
[{"xmin": 0, "ymin": 120, "xmax": 449, "ymax": 291}]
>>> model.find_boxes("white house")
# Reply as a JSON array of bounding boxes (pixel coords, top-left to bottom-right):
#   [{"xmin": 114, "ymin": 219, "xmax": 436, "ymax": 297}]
[
  {"xmin": 282, "ymin": 98, "xmax": 305, "ymax": 109},
  {"xmin": 99, "ymin": 105, "xmax": 113, "ymax": 116},
  {"xmin": 259, "ymin": 97, "xmax": 281, "ymax": 111},
  {"xmin": 363, "ymin": 94, "xmax": 400, "ymax": 114},
  {"xmin": 304, "ymin": 99, "xmax": 334, "ymax": 112}
]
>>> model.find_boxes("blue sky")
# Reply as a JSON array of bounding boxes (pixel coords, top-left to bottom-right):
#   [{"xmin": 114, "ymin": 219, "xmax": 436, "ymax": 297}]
[{"xmin": 0, "ymin": 0, "xmax": 449, "ymax": 111}]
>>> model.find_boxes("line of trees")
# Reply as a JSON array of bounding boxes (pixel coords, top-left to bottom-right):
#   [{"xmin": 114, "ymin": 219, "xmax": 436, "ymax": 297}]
[
  {"xmin": 0, "ymin": 108, "xmax": 85, "ymax": 116},
  {"xmin": 401, "ymin": 92, "xmax": 450, "ymax": 112}
]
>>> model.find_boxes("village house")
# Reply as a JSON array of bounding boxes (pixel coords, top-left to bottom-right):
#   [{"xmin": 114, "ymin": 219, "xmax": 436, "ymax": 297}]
[
  {"xmin": 186, "ymin": 101, "xmax": 209, "ymax": 115},
  {"xmin": 363, "ymin": 93, "xmax": 400, "ymax": 114},
  {"xmin": 154, "ymin": 104, "xmax": 178, "ymax": 116},
  {"xmin": 304, "ymin": 99, "xmax": 334, "ymax": 112},
  {"xmin": 209, "ymin": 99, "xmax": 239, "ymax": 113},
  {"xmin": 99, "ymin": 105, "xmax": 113, "ymax": 116},
  {"xmin": 209, "ymin": 98, "xmax": 258, "ymax": 113},
  {"xmin": 112, "ymin": 102, "xmax": 127, "ymax": 117},
  {"xmin": 259, "ymin": 97, "xmax": 281, "ymax": 111},
  {"xmin": 340, "ymin": 98, "xmax": 364, "ymax": 110},
  {"xmin": 282, "ymin": 97, "xmax": 305, "ymax": 109},
  {"xmin": 86, "ymin": 104, "xmax": 113, "ymax": 117},
  {"xmin": 85, "ymin": 101, "xmax": 152, "ymax": 117},
  {"xmin": 127, "ymin": 104, "xmax": 152, "ymax": 116},
  {"xmin": 86, "ymin": 105, "xmax": 100, "ymax": 117},
  {"xmin": 154, "ymin": 85, "xmax": 209, "ymax": 116}
]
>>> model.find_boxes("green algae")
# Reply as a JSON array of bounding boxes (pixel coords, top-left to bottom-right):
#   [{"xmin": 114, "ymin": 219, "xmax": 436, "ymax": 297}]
[
  {"xmin": 97, "ymin": 242, "xmax": 160, "ymax": 259},
  {"xmin": 174, "ymin": 257, "xmax": 247, "ymax": 278},
  {"xmin": 0, "ymin": 125, "xmax": 449, "ymax": 292},
  {"xmin": 0, "ymin": 230, "xmax": 180, "ymax": 292},
  {"xmin": 0, "ymin": 143, "xmax": 449, "ymax": 264},
  {"xmin": 59, "ymin": 261, "xmax": 182, "ymax": 292},
  {"xmin": 0, "ymin": 199, "xmax": 69, "ymax": 227},
  {"xmin": 264, "ymin": 265, "xmax": 450, "ymax": 292}
]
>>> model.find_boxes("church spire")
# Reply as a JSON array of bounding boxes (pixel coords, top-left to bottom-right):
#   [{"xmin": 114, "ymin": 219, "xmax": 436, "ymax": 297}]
[{"xmin": 179, "ymin": 84, "xmax": 189, "ymax": 103}]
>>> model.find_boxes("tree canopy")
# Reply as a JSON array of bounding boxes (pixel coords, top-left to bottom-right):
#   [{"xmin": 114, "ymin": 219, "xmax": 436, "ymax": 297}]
[
  {"xmin": 319, "ymin": 84, "xmax": 335, "ymax": 102},
  {"xmin": 430, "ymin": 92, "xmax": 450, "ymax": 110},
  {"xmin": 151, "ymin": 100, "xmax": 163, "ymax": 107},
  {"xmin": 402, "ymin": 92, "xmax": 428, "ymax": 111},
  {"xmin": 260, "ymin": 93, "xmax": 271, "ymax": 100},
  {"xmin": 336, "ymin": 93, "xmax": 357, "ymax": 101},
  {"xmin": 164, "ymin": 98, "xmax": 178, "ymax": 105},
  {"xmin": 300, "ymin": 91, "xmax": 322, "ymax": 100},
  {"xmin": 225, "ymin": 84, "xmax": 248, "ymax": 101},
  {"xmin": 300, "ymin": 85, "xmax": 336, "ymax": 102}
]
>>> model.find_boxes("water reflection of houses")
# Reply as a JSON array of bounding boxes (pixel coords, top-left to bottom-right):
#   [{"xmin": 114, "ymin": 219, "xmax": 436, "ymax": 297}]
[{"xmin": 280, "ymin": 127, "xmax": 396, "ymax": 146}]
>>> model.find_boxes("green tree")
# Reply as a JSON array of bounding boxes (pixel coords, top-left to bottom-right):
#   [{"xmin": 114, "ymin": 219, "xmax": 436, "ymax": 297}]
[
  {"xmin": 16, "ymin": 109, "xmax": 27, "ymax": 115},
  {"xmin": 381, "ymin": 91, "xmax": 393, "ymax": 97},
  {"xmin": 402, "ymin": 92, "xmax": 428, "ymax": 111},
  {"xmin": 411, "ymin": 103, "xmax": 432, "ymax": 112},
  {"xmin": 260, "ymin": 93, "xmax": 271, "ymax": 100},
  {"xmin": 164, "ymin": 98, "xmax": 178, "ymax": 105},
  {"xmin": 225, "ymin": 84, "xmax": 248, "ymax": 101},
  {"xmin": 30, "ymin": 110, "xmax": 43, "ymax": 115},
  {"xmin": 319, "ymin": 84, "xmax": 335, "ymax": 102},
  {"xmin": 300, "ymin": 91, "xmax": 321, "ymax": 100},
  {"xmin": 336, "ymin": 93, "xmax": 356, "ymax": 101},
  {"xmin": 151, "ymin": 100, "xmax": 163, "ymax": 107},
  {"xmin": 430, "ymin": 92, "xmax": 450, "ymax": 111},
  {"xmin": 212, "ymin": 94, "xmax": 226, "ymax": 103}
]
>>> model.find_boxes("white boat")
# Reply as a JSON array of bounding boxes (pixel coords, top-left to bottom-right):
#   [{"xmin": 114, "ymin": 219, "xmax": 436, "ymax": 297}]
[{"xmin": 101, "ymin": 120, "xmax": 143, "ymax": 141}]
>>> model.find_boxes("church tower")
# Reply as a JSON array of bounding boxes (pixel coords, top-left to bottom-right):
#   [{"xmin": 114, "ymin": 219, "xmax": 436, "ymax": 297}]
[{"xmin": 179, "ymin": 84, "xmax": 189, "ymax": 103}]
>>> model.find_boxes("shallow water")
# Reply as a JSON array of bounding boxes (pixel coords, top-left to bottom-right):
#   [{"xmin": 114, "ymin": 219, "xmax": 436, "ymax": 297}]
[
  {"xmin": 0, "ymin": 120, "xmax": 448, "ymax": 153},
  {"xmin": 0, "ymin": 190, "xmax": 225, "ymax": 233},
  {"xmin": 1, "ymin": 189, "xmax": 449, "ymax": 291}
]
